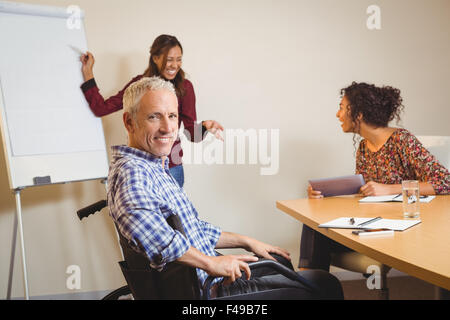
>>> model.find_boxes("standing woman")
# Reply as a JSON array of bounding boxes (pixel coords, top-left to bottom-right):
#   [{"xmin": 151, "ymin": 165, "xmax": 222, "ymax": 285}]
[
  {"xmin": 80, "ymin": 34, "xmax": 223, "ymax": 187},
  {"xmin": 300, "ymin": 82, "xmax": 450, "ymax": 272}
]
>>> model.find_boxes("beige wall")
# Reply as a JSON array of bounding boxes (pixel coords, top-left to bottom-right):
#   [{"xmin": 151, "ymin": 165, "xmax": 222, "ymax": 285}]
[{"xmin": 1, "ymin": 0, "xmax": 449, "ymax": 298}]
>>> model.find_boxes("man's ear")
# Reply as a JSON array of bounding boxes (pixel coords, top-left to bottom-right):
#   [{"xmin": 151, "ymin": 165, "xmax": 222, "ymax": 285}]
[{"xmin": 123, "ymin": 112, "xmax": 135, "ymax": 133}]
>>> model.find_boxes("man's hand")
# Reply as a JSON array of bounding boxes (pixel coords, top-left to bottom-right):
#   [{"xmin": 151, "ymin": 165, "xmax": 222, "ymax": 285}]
[
  {"xmin": 206, "ymin": 254, "xmax": 258, "ymax": 285},
  {"xmin": 216, "ymin": 232, "xmax": 291, "ymax": 263},
  {"xmin": 245, "ymin": 238, "xmax": 291, "ymax": 262},
  {"xmin": 177, "ymin": 247, "xmax": 258, "ymax": 285}
]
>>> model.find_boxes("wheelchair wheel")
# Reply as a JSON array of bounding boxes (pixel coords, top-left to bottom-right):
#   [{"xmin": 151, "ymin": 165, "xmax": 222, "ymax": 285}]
[{"xmin": 101, "ymin": 285, "xmax": 132, "ymax": 300}]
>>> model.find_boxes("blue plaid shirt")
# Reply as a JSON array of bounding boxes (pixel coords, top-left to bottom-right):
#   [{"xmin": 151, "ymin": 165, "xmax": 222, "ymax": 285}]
[{"xmin": 107, "ymin": 145, "xmax": 222, "ymax": 285}]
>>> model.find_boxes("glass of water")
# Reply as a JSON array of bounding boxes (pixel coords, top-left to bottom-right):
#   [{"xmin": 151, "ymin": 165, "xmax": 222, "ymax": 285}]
[{"xmin": 402, "ymin": 180, "xmax": 420, "ymax": 218}]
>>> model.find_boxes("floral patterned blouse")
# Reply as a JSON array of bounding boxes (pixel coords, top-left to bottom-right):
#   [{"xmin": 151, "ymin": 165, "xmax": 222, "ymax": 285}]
[{"xmin": 356, "ymin": 128, "xmax": 450, "ymax": 195}]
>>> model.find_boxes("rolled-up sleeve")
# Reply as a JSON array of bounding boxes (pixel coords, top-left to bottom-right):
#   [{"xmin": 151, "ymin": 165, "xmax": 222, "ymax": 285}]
[
  {"xmin": 198, "ymin": 220, "xmax": 222, "ymax": 248},
  {"xmin": 111, "ymin": 165, "xmax": 190, "ymax": 269}
]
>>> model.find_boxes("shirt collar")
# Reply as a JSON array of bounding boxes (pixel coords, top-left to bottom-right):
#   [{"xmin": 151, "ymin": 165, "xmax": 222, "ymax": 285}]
[{"xmin": 111, "ymin": 145, "xmax": 169, "ymax": 169}]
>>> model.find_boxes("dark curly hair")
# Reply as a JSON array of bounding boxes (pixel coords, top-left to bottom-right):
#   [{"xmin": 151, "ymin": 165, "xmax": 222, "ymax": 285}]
[{"xmin": 340, "ymin": 82, "xmax": 404, "ymax": 132}]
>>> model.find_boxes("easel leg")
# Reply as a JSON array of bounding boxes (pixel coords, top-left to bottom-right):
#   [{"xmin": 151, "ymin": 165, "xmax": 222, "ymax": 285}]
[
  {"xmin": 6, "ymin": 212, "xmax": 18, "ymax": 300},
  {"xmin": 14, "ymin": 189, "xmax": 29, "ymax": 300}
]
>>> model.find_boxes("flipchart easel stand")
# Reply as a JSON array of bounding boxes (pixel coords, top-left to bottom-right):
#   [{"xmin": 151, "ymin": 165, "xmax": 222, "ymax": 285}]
[{"xmin": 5, "ymin": 179, "xmax": 123, "ymax": 300}]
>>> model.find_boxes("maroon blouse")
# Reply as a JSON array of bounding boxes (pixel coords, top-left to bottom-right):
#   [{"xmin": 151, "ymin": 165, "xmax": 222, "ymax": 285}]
[{"xmin": 81, "ymin": 76, "xmax": 205, "ymax": 168}]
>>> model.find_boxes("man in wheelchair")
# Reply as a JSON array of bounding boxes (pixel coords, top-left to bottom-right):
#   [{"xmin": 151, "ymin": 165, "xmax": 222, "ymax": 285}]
[{"xmin": 107, "ymin": 76, "xmax": 343, "ymax": 299}]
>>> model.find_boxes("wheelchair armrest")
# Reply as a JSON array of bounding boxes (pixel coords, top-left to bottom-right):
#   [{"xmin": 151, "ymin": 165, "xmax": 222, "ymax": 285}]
[
  {"xmin": 202, "ymin": 258, "xmax": 320, "ymax": 300},
  {"xmin": 76, "ymin": 200, "xmax": 107, "ymax": 220}
]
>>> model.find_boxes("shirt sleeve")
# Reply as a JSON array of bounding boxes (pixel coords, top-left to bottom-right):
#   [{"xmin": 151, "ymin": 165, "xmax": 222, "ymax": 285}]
[
  {"xmin": 179, "ymin": 79, "xmax": 206, "ymax": 142},
  {"xmin": 80, "ymin": 75, "xmax": 142, "ymax": 117},
  {"xmin": 110, "ymin": 164, "xmax": 190, "ymax": 269},
  {"xmin": 400, "ymin": 133, "xmax": 450, "ymax": 195},
  {"xmin": 197, "ymin": 219, "xmax": 222, "ymax": 248}
]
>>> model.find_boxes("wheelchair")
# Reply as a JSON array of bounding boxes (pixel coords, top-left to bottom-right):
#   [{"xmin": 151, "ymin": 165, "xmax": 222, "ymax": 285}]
[
  {"xmin": 77, "ymin": 200, "xmax": 327, "ymax": 300},
  {"xmin": 77, "ymin": 200, "xmax": 132, "ymax": 300}
]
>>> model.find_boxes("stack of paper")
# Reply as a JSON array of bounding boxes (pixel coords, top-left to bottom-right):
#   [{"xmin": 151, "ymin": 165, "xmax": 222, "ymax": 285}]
[
  {"xmin": 359, "ymin": 195, "xmax": 435, "ymax": 203},
  {"xmin": 318, "ymin": 217, "xmax": 421, "ymax": 231}
]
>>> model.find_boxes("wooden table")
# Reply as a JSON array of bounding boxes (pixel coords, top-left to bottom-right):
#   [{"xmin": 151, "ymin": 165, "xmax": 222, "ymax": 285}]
[{"xmin": 276, "ymin": 196, "xmax": 450, "ymax": 290}]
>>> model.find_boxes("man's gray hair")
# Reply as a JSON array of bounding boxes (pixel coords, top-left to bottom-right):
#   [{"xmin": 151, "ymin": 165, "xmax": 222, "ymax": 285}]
[{"xmin": 123, "ymin": 76, "xmax": 176, "ymax": 120}]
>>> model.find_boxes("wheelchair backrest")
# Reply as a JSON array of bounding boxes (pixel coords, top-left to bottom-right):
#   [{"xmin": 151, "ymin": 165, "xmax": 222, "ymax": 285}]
[{"xmin": 116, "ymin": 214, "xmax": 202, "ymax": 300}]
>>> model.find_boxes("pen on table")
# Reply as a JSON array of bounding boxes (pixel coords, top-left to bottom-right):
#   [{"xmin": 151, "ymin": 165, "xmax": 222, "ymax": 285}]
[
  {"xmin": 394, "ymin": 193, "xmax": 427, "ymax": 199},
  {"xmin": 357, "ymin": 216, "xmax": 382, "ymax": 227}
]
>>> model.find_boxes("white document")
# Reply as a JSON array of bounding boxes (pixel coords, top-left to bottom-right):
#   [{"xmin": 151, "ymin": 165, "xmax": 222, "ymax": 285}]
[
  {"xmin": 319, "ymin": 217, "xmax": 421, "ymax": 231},
  {"xmin": 366, "ymin": 219, "xmax": 421, "ymax": 231},
  {"xmin": 318, "ymin": 217, "xmax": 377, "ymax": 229},
  {"xmin": 359, "ymin": 195, "xmax": 435, "ymax": 203}
]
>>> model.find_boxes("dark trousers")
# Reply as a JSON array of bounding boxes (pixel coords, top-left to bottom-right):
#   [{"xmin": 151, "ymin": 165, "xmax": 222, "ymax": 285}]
[
  {"xmin": 298, "ymin": 225, "xmax": 353, "ymax": 271},
  {"xmin": 217, "ymin": 253, "xmax": 344, "ymax": 299}
]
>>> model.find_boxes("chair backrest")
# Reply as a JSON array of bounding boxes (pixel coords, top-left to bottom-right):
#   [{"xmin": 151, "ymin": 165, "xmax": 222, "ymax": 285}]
[
  {"xmin": 117, "ymin": 215, "xmax": 202, "ymax": 300},
  {"xmin": 417, "ymin": 135, "xmax": 450, "ymax": 169}
]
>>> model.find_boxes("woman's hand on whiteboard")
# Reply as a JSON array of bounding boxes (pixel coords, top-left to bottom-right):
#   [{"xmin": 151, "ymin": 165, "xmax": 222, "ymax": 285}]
[
  {"xmin": 202, "ymin": 120, "xmax": 224, "ymax": 141},
  {"xmin": 80, "ymin": 51, "xmax": 95, "ymax": 82}
]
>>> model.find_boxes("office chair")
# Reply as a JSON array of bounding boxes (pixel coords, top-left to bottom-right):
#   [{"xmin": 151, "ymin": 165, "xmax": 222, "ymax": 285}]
[{"xmin": 417, "ymin": 136, "xmax": 450, "ymax": 169}]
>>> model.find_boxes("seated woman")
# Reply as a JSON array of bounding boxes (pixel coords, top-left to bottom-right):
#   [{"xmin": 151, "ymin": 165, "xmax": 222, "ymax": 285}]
[{"xmin": 300, "ymin": 81, "xmax": 450, "ymax": 271}]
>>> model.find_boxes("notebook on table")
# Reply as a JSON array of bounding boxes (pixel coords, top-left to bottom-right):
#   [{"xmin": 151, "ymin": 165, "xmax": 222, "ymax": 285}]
[
  {"xmin": 359, "ymin": 194, "xmax": 435, "ymax": 203},
  {"xmin": 318, "ymin": 217, "xmax": 421, "ymax": 231}
]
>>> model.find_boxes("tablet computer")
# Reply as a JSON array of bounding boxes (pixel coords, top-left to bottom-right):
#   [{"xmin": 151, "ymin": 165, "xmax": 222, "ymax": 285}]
[{"xmin": 308, "ymin": 174, "xmax": 365, "ymax": 197}]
